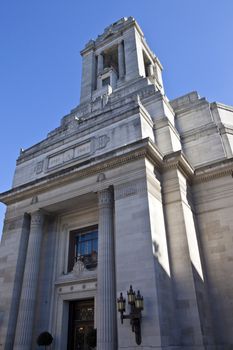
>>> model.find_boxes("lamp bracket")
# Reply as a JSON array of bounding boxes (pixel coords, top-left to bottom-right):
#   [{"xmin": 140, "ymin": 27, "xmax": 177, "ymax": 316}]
[{"xmin": 118, "ymin": 286, "xmax": 143, "ymax": 345}]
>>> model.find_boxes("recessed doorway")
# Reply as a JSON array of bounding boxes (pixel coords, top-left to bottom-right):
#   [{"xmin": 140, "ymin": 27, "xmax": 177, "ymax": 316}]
[{"xmin": 67, "ymin": 299, "xmax": 95, "ymax": 350}]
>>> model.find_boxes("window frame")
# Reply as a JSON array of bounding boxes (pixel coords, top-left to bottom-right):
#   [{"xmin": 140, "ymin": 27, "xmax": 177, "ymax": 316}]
[{"xmin": 68, "ymin": 225, "xmax": 98, "ymax": 272}]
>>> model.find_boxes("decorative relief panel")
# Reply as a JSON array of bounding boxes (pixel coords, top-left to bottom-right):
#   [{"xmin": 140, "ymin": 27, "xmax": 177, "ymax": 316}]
[
  {"xmin": 35, "ymin": 161, "xmax": 44, "ymax": 174},
  {"xmin": 69, "ymin": 259, "xmax": 97, "ymax": 278},
  {"xmin": 46, "ymin": 135, "xmax": 110, "ymax": 171},
  {"xmin": 115, "ymin": 179, "xmax": 147, "ymax": 200}
]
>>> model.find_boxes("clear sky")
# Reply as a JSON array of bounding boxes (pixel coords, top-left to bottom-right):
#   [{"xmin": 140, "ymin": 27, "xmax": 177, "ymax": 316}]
[{"xmin": 0, "ymin": 0, "xmax": 233, "ymax": 239}]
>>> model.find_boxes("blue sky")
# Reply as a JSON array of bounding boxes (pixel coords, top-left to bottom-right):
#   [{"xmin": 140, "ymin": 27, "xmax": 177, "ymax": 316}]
[{"xmin": 0, "ymin": 0, "xmax": 233, "ymax": 238}]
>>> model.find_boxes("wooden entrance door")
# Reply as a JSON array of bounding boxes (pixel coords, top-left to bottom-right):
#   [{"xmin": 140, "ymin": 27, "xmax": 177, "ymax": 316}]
[{"xmin": 67, "ymin": 299, "xmax": 95, "ymax": 350}]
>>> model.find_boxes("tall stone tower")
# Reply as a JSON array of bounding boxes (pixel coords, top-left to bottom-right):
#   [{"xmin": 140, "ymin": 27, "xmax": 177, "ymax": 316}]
[{"xmin": 0, "ymin": 17, "xmax": 233, "ymax": 350}]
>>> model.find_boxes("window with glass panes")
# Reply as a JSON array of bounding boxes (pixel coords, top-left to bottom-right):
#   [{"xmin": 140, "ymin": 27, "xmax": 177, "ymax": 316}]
[
  {"xmin": 68, "ymin": 225, "xmax": 98, "ymax": 272},
  {"xmin": 75, "ymin": 230, "xmax": 98, "ymax": 258}
]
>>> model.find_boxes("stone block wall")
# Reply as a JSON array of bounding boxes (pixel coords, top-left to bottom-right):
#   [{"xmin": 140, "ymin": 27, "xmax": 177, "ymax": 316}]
[{"xmin": 194, "ymin": 174, "xmax": 233, "ymax": 347}]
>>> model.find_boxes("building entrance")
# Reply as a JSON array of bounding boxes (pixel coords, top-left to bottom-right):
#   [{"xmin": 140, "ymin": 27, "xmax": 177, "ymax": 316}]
[{"xmin": 67, "ymin": 299, "xmax": 95, "ymax": 350}]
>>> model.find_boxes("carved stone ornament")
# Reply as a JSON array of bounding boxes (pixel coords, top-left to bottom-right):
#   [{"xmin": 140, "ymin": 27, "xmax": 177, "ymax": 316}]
[
  {"xmin": 98, "ymin": 188, "xmax": 113, "ymax": 208},
  {"xmin": 35, "ymin": 161, "xmax": 44, "ymax": 174},
  {"xmin": 46, "ymin": 134, "xmax": 110, "ymax": 171},
  {"xmin": 72, "ymin": 260, "xmax": 85, "ymax": 276},
  {"xmin": 31, "ymin": 195, "xmax": 38, "ymax": 204},
  {"xmin": 115, "ymin": 179, "xmax": 147, "ymax": 200},
  {"xmin": 97, "ymin": 173, "xmax": 106, "ymax": 182},
  {"xmin": 30, "ymin": 211, "xmax": 44, "ymax": 226}
]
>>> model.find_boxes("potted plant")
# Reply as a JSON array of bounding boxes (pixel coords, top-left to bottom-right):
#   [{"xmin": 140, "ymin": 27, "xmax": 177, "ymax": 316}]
[{"xmin": 36, "ymin": 331, "xmax": 53, "ymax": 349}]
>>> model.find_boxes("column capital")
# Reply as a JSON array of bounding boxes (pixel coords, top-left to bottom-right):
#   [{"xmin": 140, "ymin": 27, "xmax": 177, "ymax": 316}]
[
  {"xmin": 98, "ymin": 187, "xmax": 113, "ymax": 208},
  {"xmin": 30, "ymin": 210, "xmax": 45, "ymax": 226}
]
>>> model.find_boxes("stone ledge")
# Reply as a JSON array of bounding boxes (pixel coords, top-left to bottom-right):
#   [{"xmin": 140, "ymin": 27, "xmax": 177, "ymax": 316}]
[{"xmin": 0, "ymin": 138, "xmax": 163, "ymax": 205}]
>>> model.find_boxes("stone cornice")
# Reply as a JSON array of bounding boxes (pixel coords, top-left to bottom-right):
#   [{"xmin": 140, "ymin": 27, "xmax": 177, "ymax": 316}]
[
  {"xmin": 138, "ymin": 101, "xmax": 154, "ymax": 127},
  {"xmin": 55, "ymin": 275, "xmax": 97, "ymax": 286},
  {"xmin": 163, "ymin": 151, "xmax": 194, "ymax": 180},
  {"xmin": 163, "ymin": 151, "xmax": 233, "ymax": 183},
  {"xmin": 211, "ymin": 101, "xmax": 233, "ymax": 113},
  {"xmin": 2, "ymin": 138, "xmax": 233, "ymax": 205},
  {"xmin": 219, "ymin": 123, "xmax": 233, "ymax": 135},
  {"xmin": 193, "ymin": 158, "xmax": 233, "ymax": 183},
  {"xmin": 17, "ymin": 89, "xmax": 160, "ymax": 165},
  {"xmin": 0, "ymin": 138, "xmax": 163, "ymax": 205},
  {"xmin": 180, "ymin": 122, "xmax": 218, "ymax": 142},
  {"xmin": 154, "ymin": 117, "xmax": 181, "ymax": 141},
  {"xmin": 174, "ymin": 97, "xmax": 208, "ymax": 116},
  {"xmin": 142, "ymin": 90, "xmax": 175, "ymax": 117}
]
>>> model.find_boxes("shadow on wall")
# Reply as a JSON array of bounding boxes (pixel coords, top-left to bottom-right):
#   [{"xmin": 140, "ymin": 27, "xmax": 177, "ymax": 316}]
[
  {"xmin": 191, "ymin": 261, "xmax": 215, "ymax": 346},
  {"xmin": 152, "ymin": 240, "xmax": 178, "ymax": 346},
  {"xmin": 152, "ymin": 239, "xmax": 215, "ymax": 347}
]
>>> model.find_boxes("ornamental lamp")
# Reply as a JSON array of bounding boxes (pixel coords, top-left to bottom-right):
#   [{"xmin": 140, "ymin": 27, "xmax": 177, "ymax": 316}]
[
  {"xmin": 117, "ymin": 293, "xmax": 126, "ymax": 313},
  {"xmin": 135, "ymin": 290, "xmax": 144, "ymax": 310},
  {"xmin": 117, "ymin": 285, "xmax": 144, "ymax": 345},
  {"xmin": 127, "ymin": 285, "xmax": 136, "ymax": 304}
]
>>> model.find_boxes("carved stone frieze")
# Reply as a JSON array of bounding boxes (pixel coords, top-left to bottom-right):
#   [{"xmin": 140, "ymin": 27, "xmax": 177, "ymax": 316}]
[
  {"xmin": 46, "ymin": 134, "xmax": 110, "ymax": 171},
  {"xmin": 0, "ymin": 139, "xmax": 150, "ymax": 205},
  {"xmin": 115, "ymin": 179, "xmax": 147, "ymax": 200}
]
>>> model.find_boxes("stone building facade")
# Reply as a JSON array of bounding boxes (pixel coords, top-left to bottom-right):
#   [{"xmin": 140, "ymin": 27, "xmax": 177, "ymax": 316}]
[{"xmin": 0, "ymin": 17, "xmax": 233, "ymax": 350}]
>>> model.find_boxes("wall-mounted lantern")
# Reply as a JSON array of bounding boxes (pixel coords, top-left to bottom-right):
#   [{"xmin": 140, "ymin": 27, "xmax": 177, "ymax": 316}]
[{"xmin": 117, "ymin": 285, "xmax": 144, "ymax": 345}]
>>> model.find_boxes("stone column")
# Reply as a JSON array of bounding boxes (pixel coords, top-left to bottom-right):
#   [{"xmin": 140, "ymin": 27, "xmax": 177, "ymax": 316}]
[
  {"xmin": 97, "ymin": 53, "xmax": 104, "ymax": 75},
  {"xmin": 4, "ymin": 214, "xmax": 30, "ymax": 350},
  {"xmin": 97, "ymin": 188, "xmax": 117, "ymax": 350},
  {"xmin": 14, "ymin": 210, "xmax": 45, "ymax": 350},
  {"xmin": 118, "ymin": 41, "xmax": 125, "ymax": 79}
]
